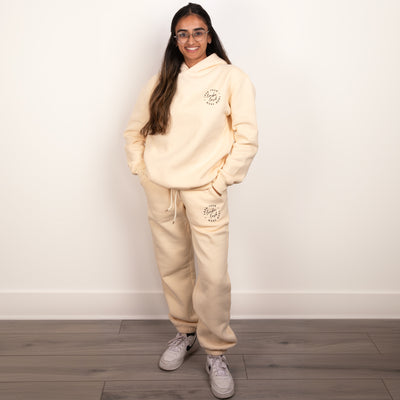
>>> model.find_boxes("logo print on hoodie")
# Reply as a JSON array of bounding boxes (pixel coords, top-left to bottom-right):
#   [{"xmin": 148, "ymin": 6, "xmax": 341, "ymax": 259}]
[
  {"xmin": 203, "ymin": 89, "xmax": 221, "ymax": 106},
  {"xmin": 202, "ymin": 204, "xmax": 221, "ymax": 222}
]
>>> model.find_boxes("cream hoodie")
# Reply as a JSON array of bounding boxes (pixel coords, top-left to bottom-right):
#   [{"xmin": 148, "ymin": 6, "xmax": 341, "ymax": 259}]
[{"xmin": 124, "ymin": 53, "xmax": 258, "ymax": 193}]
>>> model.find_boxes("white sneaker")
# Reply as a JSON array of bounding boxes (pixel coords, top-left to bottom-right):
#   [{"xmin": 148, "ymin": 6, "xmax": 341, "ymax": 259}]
[
  {"xmin": 206, "ymin": 355, "xmax": 235, "ymax": 399},
  {"xmin": 159, "ymin": 332, "xmax": 199, "ymax": 371}
]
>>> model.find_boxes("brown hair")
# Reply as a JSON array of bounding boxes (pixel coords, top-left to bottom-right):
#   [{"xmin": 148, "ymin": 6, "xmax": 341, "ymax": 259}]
[{"xmin": 140, "ymin": 3, "xmax": 231, "ymax": 136}]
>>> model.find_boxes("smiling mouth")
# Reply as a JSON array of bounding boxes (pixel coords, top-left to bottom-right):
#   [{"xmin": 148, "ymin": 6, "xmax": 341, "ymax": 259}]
[{"xmin": 185, "ymin": 47, "xmax": 199, "ymax": 51}]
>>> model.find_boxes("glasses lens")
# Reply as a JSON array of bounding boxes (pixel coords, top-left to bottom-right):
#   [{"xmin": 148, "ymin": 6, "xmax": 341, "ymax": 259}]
[
  {"xmin": 194, "ymin": 31, "xmax": 205, "ymax": 39},
  {"xmin": 177, "ymin": 32, "xmax": 189, "ymax": 41}
]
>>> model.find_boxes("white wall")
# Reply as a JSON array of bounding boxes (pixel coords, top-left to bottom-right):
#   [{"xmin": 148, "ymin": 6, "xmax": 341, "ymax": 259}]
[{"xmin": 1, "ymin": 0, "xmax": 399, "ymax": 318}]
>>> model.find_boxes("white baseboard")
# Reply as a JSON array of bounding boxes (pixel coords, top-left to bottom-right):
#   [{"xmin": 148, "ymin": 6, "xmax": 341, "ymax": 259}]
[{"xmin": 0, "ymin": 291, "xmax": 399, "ymax": 319}]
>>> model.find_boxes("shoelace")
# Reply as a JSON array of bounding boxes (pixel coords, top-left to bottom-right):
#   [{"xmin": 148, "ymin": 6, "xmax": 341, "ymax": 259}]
[
  {"xmin": 166, "ymin": 189, "xmax": 178, "ymax": 224},
  {"xmin": 208, "ymin": 355, "xmax": 230, "ymax": 376},
  {"xmin": 167, "ymin": 332, "xmax": 188, "ymax": 352}
]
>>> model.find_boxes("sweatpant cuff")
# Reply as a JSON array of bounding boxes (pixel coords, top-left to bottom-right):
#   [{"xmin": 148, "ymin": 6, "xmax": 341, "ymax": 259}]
[
  {"xmin": 205, "ymin": 350, "xmax": 226, "ymax": 356},
  {"xmin": 177, "ymin": 327, "xmax": 197, "ymax": 334}
]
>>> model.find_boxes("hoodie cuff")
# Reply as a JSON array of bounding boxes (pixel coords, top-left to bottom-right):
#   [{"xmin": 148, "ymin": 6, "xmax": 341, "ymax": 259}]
[{"xmin": 212, "ymin": 173, "xmax": 228, "ymax": 194}]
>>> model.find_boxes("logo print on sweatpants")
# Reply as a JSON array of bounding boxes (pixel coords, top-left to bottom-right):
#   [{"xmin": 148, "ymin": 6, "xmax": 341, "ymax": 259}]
[
  {"xmin": 202, "ymin": 204, "xmax": 221, "ymax": 222},
  {"xmin": 203, "ymin": 89, "xmax": 221, "ymax": 105}
]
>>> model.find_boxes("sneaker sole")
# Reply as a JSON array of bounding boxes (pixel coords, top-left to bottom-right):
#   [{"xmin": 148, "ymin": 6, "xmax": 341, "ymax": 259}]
[{"xmin": 159, "ymin": 339, "xmax": 199, "ymax": 371}]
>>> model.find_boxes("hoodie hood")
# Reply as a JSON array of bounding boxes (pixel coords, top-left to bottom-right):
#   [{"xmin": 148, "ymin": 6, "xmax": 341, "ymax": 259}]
[{"xmin": 180, "ymin": 53, "xmax": 227, "ymax": 73}]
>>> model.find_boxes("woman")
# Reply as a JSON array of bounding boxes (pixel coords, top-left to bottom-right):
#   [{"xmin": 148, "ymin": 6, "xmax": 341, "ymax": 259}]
[{"xmin": 124, "ymin": 3, "xmax": 257, "ymax": 398}]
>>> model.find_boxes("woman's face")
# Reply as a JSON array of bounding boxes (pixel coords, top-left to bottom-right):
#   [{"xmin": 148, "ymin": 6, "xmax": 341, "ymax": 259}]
[{"xmin": 175, "ymin": 14, "xmax": 211, "ymax": 68}]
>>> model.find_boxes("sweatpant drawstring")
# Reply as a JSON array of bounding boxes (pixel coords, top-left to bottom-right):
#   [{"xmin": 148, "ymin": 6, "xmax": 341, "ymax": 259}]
[{"xmin": 166, "ymin": 189, "xmax": 178, "ymax": 224}]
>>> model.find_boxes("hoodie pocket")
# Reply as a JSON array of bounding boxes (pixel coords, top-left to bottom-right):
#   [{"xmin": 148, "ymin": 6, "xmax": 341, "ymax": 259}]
[
  {"xmin": 209, "ymin": 185, "xmax": 223, "ymax": 197},
  {"xmin": 200, "ymin": 180, "xmax": 223, "ymax": 198}
]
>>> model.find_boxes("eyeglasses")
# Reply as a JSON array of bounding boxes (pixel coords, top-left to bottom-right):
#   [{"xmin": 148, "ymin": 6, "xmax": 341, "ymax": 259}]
[{"xmin": 174, "ymin": 30, "xmax": 209, "ymax": 44}]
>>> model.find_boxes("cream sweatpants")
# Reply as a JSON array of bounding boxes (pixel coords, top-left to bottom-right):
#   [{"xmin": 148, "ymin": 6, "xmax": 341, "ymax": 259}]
[{"xmin": 139, "ymin": 172, "xmax": 237, "ymax": 355}]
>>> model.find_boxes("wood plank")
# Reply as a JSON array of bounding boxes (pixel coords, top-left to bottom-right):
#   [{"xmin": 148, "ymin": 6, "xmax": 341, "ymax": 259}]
[
  {"xmin": 0, "ymin": 332, "xmax": 376, "ymax": 356},
  {"xmin": 2, "ymin": 319, "xmax": 400, "ymax": 334},
  {"xmin": 234, "ymin": 379, "xmax": 392, "ymax": 400},
  {"xmin": 103, "ymin": 379, "xmax": 392, "ymax": 400},
  {"xmin": 0, "ymin": 333, "xmax": 185, "ymax": 356},
  {"xmin": 369, "ymin": 334, "xmax": 400, "ymax": 353},
  {"xmin": 384, "ymin": 379, "xmax": 400, "ymax": 400},
  {"xmin": 244, "ymin": 354, "xmax": 400, "ymax": 379},
  {"xmin": 0, "ymin": 382, "xmax": 103, "ymax": 400},
  {"xmin": 231, "ymin": 319, "xmax": 400, "ymax": 333},
  {"xmin": 232, "ymin": 332, "xmax": 378, "ymax": 354},
  {"xmin": 0, "ymin": 354, "xmax": 245, "ymax": 382},
  {"xmin": 120, "ymin": 320, "xmax": 175, "ymax": 334},
  {"xmin": 0, "ymin": 320, "xmax": 121, "ymax": 334},
  {"xmin": 102, "ymin": 380, "xmax": 215, "ymax": 400}
]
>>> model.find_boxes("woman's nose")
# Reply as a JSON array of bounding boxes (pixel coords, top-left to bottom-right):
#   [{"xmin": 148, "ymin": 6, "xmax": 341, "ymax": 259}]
[{"xmin": 187, "ymin": 34, "xmax": 196, "ymax": 44}]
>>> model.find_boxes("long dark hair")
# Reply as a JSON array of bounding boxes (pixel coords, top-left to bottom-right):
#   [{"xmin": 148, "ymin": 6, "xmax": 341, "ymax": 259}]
[{"xmin": 140, "ymin": 3, "xmax": 231, "ymax": 136}]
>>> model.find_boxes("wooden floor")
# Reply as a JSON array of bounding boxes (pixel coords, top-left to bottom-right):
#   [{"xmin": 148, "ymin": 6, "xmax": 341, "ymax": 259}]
[{"xmin": 0, "ymin": 319, "xmax": 400, "ymax": 399}]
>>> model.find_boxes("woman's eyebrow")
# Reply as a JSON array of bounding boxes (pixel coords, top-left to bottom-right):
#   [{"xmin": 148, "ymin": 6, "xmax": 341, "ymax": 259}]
[{"xmin": 176, "ymin": 27, "xmax": 206, "ymax": 33}]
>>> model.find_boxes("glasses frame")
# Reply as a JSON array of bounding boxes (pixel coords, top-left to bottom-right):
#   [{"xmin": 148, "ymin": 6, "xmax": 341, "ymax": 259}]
[{"xmin": 174, "ymin": 30, "xmax": 209, "ymax": 44}]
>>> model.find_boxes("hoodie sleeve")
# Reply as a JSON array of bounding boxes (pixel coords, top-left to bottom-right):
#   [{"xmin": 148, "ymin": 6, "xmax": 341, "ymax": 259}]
[
  {"xmin": 212, "ymin": 68, "xmax": 258, "ymax": 194},
  {"xmin": 123, "ymin": 74, "xmax": 158, "ymax": 175}
]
